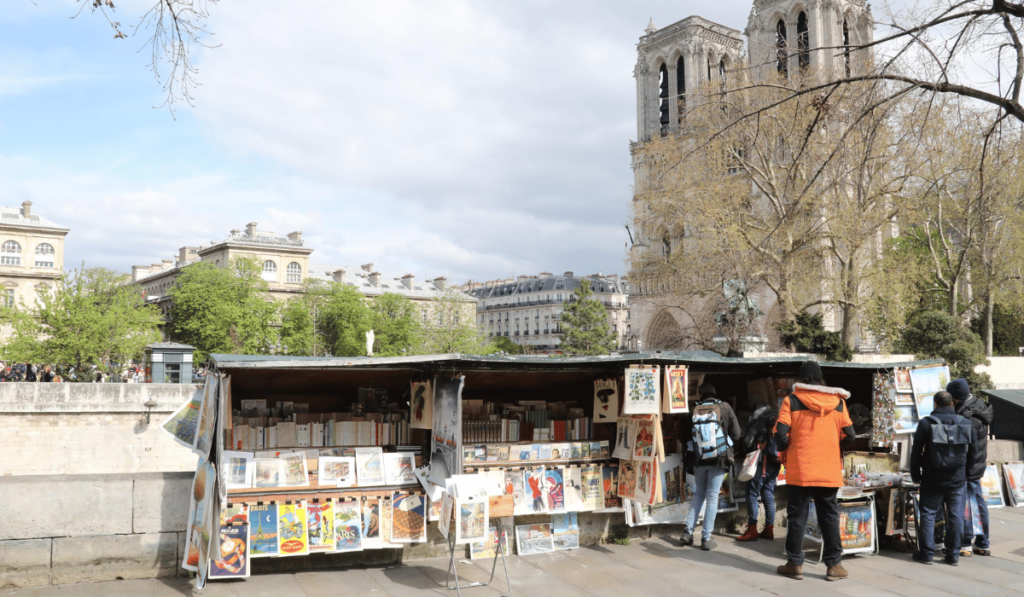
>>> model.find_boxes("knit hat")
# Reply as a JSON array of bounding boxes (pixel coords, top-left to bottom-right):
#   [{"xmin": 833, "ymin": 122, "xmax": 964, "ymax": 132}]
[
  {"xmin": 698, "ymin": 382, "xmax": 717, "ymax": 397},
  {"xmin": 799, "ymin": 360, "xmax": 823, "ymax": 381},
  {"xmin": 946, "ymin": 378, "xmax": 971, "ymax": 403}
]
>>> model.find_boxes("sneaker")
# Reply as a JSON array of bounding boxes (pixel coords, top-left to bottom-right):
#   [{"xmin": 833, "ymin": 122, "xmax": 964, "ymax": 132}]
[
  {"xmin": 679, "ymin": 529, "xmax": 693, "ymax": 546},
  {"xmin": 826, "ymin": 563, "xmax": 849, "ymax": 581},
  {"xmin": 912, "ymin": 551, "xmax": 933, "ymax": 565},
  {"xmin": 777, "ymin": 561, "xmax": 803, "ymax": 580},
  {"xmin": 945, "ymin": 554, "xmax": 959, "ymax": 566},
  {"xmin": 701, "ymin": 538, "xmax": 717, "ymax": 551},
  {"xmin": 959, "ymin": 548, "xmax": 972, "ymax": 557},
  {"xmin": 973, "ymin": 546, "xmax": 992, "ymax": 556}
]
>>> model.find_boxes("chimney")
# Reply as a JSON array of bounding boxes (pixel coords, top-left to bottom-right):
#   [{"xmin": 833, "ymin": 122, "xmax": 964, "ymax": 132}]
[
  {"xmin": 402, "ymin": 274, "xmax": 415, "ymax": 290},
  {"xmin": 517, "ymin": 275, "xmax": 530, "ymax": 281},
  {"xmin": 539, "ymin": 271, "xmax": 553, "ymax": 277},
  {"xmin": 368, "ymin": 272, "xmax": 381, "ymax": 287},
  {"xmin": 131, "ymin": 265, "xmax": 149, "ymax": 282},
  {"xmin": 332, "ymin": 269, "xmax": 345, "ymax": 284},
  {"xmin": 564, "ymin": 271, "xmax": 574, "ymax": 278},
  {"xmin": 287, "ymin": 231, "xmax": 303, "ymax": 244},
  {"xmin": 361, "ymin": 263, "xmax": 374, "ymax": 272},
  {"xmin": 162, "ymin": 259, "xmax": 174, "ymax": 270},
  {"xmin": 230, "ymin": 229, "xmax": 241, "ymax": 237},
  {"xmin": 433, "ymin": 276, "xmax": 448, "ymax": 291},
  {"xmin": 20, "ymin": 201, "xmax": 32, "ymax": 218},
  {"xmin": 245, "ymin": 222, "xmax": 258, "ymax": 237}
]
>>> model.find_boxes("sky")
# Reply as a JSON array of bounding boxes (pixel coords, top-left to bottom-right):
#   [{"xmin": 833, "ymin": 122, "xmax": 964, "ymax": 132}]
[{"xmin": 0, "ymin": 0, "xmax": 929, "ymax": 285}]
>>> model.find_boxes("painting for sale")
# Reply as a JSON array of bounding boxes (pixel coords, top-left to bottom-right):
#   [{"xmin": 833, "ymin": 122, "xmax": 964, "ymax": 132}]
[
  {"xmin": 909, "ymin": 365, "xmax": 951, "ymax": 419},
  {"xmin": 355, "ymin": 447, "xmax": 385, "ymax": 486},
  {"xmin": 515, "ymin": 523, "xmax": 554, "ymax": 555},
  {"xmin": 455, "ymin": 498, "xmax": 488, "ymax": 545}
]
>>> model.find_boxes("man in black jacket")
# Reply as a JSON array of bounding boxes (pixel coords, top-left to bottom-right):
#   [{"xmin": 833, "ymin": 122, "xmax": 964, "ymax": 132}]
[
  {"xmin": 910, "ymin": 391, "xmax": 976, "ymax": 566},
  {"xmin": 947, "ymin": 378, "xmax": 993, "ymax": 556}
]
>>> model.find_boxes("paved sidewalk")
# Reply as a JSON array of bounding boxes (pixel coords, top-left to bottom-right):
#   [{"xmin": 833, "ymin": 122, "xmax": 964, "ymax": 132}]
[{"xmin": 5, "ymin": 506, "xmax": 1024, "ymax": 597}]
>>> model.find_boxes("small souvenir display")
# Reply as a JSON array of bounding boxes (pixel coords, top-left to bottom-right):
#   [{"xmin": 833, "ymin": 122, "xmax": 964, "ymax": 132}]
[{"xmin": 871, "ymin": 373, "xmax": 896, "ymax": 449}]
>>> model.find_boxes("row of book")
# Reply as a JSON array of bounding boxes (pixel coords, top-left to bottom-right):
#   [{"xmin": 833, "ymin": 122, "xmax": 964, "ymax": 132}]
[
  {"xmin": 462, "ymin": 440, "xmax": 610, "ymax": 464},
  {"xmin": 461, "ymin": 417, "xmax": 593, "ymax": 443},
  {"xmin": 229, "ymin": 419, "xmax": 411, "ymax": 451}
]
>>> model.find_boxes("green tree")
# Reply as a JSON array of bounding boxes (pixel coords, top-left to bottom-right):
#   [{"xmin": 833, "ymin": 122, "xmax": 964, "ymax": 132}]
[
  {"xmin": 775, "ymin": 311, "xmax": 854, "ymax": 362},
  {"xmin": 898, "ymin": 310, "xmax": 992, "ymax": 389},
  {"xmin": 559, "ymin": 280, "xmax": 617, "ymax": 356},
  {"xmin": 168, "ymin": 257, "xmax": 278, "ymax": 360},
  {"xmin": 370, "ymin": 293, "xmax": 420, "ymax": 356},
  {"xmin": 318, "ymin": 283, "xmax": 373, "ymax": 357},
  {"xmin": 492, "ymin": 336, "xmax": 528, "ymax": 355},
  {"xmin": 416, "ymin": 290, "xmax": 492, "ymax": 355},
  {"xmin": 278, "ymin": 297, "xmax": 314, "ymax": 356},
  {"xmin": 1, "ymin": 266, "xmax": 161, "ymax": 379},
  {"xmin": 972, "ymin": 304, "xmax": 1024, "ymax": 357}
]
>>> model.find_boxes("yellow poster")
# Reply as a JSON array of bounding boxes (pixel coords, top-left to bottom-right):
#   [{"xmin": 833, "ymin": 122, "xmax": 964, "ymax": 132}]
[{"xmin": 277, "ymin": 502, "xmax": 310, "ymax": 556}]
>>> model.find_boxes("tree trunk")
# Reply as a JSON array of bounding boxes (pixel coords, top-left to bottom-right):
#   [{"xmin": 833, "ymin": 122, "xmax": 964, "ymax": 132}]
[
  {"xmin": 841, "ymin": 257, "xmax": 857, "ymax": 351},
  {"xmin": 949, "ymin": 278, "xmax": 958, "ymax": 317},
  {"xmin": 984, "ymin": 290, "xmax": 994, "ymax": 357}
]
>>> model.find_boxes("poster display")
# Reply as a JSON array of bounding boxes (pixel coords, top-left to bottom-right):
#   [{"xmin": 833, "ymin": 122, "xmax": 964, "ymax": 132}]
[
  {"xmin": 507, "ymin": 469, "xmax": 529, "ymax": 515},
  {"xmin": 383, "ymin": 452, "xmax": 417, "ymax": 486},
  {"xmin": 633, "ymin": 460, "xmax": 658, "ymax": 506},
  {"xmin": 307, "ymin": 501, "xmax": 335, "ymax": 553},
  {"xmin": 249, "ymin": 504, "xmax": 279, "ymax": 557},
  {"xmin": 391, "ymin": 492, "xmax": 427, "ymax": 543},
  {"xmin": 909, "ymin": 365, "xmax": 951, "ymax": 419},
  {"xmin": 563, "ymin": 466, "xmax": 585, "ymax": 511},
  {"xmin": 1002, "ymin": 462, "xmax": 1024, "ymax": 506},
  {"xmin": 624, "ymin": 366, "xmax": 660, "ymax": 414},
  {"xmin": 222, "ymin": 451, "xmax": 254, "ymax": 490},
  {"xmin": 431, "ymin": 376, "xmax": 465, "ymax": 482},
  {"xmin": 209, "ymin": 504, "xmax": 250, "ymax": 580},
  {"xmin": 612, "ymin": 417, "xmax": 633, "ymax": 459},
  {"xmin": 355, "ymin": 448, "xmax": 385, "ymax": 486},
  {"xmin": 663, "ymin": 366, "xmax": 689, "ymax": 414},
  {"xmin": 981, "ymin": 464, "xmax": 1005, "ymax": 507},
  {"xmin": 551, "ymin": 513, "xmax": 580, "ymax": 550},
  {"xmin": 617, "ymin": 459, "xmax": 638, "ymax": 501},
  {"xmin": 410, "ymin": 380, "xmax": 433, "ymax": 430},
  {"xmin": 639, "ymin": 453, "xmax": 689, "ymax": 524},
  {"xmin": 515, "ymin": 523, "xmax": 555, "ymax": 555},
  {"xmin": 182, "ymin": 457, "xmax": 217, "ymax": 584},
  {"xmin": 582, "ymin": 464, "xmax": 603, "ymax": 511},
  {"xmin": 194, "ymin": 376, "xmax": 218, "ymax": 460},
  {"xmin": 438, "ymin": 492, "xmax": 454, "ymax": 539},
  {"xmin": 455, "ymin": 496, "xmax": 488, "ymax": 545},
  {"xmin": 277, "ymin": 502, "xmax": 309, "ymax": 556},
  {"xmin": 594, "ymin": 378, "xmax": 619, "ymax": 422},
  {"xmin": 333, "ymin": 500, "xmax": 363, "ymax": 552},
  {"xmin": 319, "ymin": 457, "xmax": 356, "ymax": 487}
]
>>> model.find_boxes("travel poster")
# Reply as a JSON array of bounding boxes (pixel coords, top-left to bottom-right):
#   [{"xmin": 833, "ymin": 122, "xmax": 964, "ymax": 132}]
[
  {"xmin": 515, "ymin": 523, "xmax": 554, "ymax": 556},
  {"xmin": 563, "ymin": 466, "xmax": 585, "ymax": 511},
  {"xmin": 307, "ymin": 501, "xmax": 335, "ymax": 553},
  {"xmin": 333, "ymin": 500, "xmax": 363, "ymax": 552},
  {"xmin": 361, "ymin": 498, "xmax": 383, "ymax": 549},
  {"xmin": 981, "ymin": 464, "xmax": 1005, "ymax": 507},
  {"xmin": 249, "ymin": 504, "xmax": 280, "ymax": 557},
  {"xmin": 277, "ymin": 502, "xmax": 309, "ymax": 556},
  {"xmin": 663, "ymin": 366, "xmax": 689, "ymax": 414},
  {"xmin": 410, "ymin": 380, "xmax": 433, "ymax": 430},
  {"xmin": 634, "ymin": 459, "xmax": 657, "ymax": 506},
  {"xmin": 593, "ymin": 378, "xmax": 619, "ymax": 422},
  {"xmin": 431, "ymin": 375, "xmax": 465, "ymax": 481},
  {"xmin": 602, "ymin": 464, "xmax": 622, "ymax": 509},
  {"xmin": 391, "ymin": 492, "xmax": 427, "ymax": 543},
  {"xmin": 612, "ymin": 417, "xmax": 633, "ymax": 459},
  {"xmin": 551, "ymin": 512, "xmax": 580, "ymax": 550},
  {"xmin": 617, "ymin": 459, "xmax": 638, "ymax": 500},
  {"xmin": 624, "ymin": 366, "xmax": 660, "ymax": 415},
  {"xmin": 160, "ymin": 387, "xmax": 204, "ymax": 452},
  {"xmin": 909, "ymin": 365, "xmax": 950, "ymax": 419}
]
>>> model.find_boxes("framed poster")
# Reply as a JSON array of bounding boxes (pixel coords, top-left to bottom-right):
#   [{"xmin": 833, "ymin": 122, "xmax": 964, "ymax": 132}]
[
  {"xmin": 893, "ymin": 405, "xmax": 919, "ymax": 434},
  {"xmin": 894, "ymin": 367, "xmax": 913, "ymax": 393},
  {"xmin": 319, "ymin": 457, "xmax": 356, "ymax": 488},
  {"xmin": 1002, "ymin": 462, "xmax": 1024, "ymax": 506},
  {"xmin": 663, "ymin": 366, "xmax": 689, "ymax": 414},
  {"xmin": 222, "ymin": 451, "xmax": 254, "ymax": 490},
  {"xmin": 333, "ymin": 499, "xmax": 363, "ymax": 552},
  {"xmin": 383, "ymin": 452, "xmax": 417, "ymax": 486},
  {"xmin": 593, "ymin": 378, "xmax": 619, "ymax": 422},
  {"xmin": 410, "ymin": 380, "xmax": 433, "ymax": 430},
  {"xmin": 390, "ymin": 492, "xmax": 427, "ymax": 543},
  {"xmin": 909, "ymin": 365, "xmax": 951, "ymax": 419},
  {"xmin": 515, "ymin": 523, "xmax": 555, "ymax": 555},
  {"xmin": 981, "ymin": 464, "xmax": 1006, "ymax": 507},
  {"xmin": 624, "ymin": 366, "xmax": 660, "ymax": 414},
  {"xmin": 455, "ymin": 496, "xmax": 488, "ymax": 545},
  {"xmin": 355, "ymin": 447, "xmax": 385, "ymax": 486}
]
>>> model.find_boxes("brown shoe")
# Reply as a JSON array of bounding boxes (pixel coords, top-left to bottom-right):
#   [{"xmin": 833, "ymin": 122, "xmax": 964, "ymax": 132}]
[
  {"xmin": 736, "ymin": 525, "xmax": 760, "ymax": 541},
  {"xmin": 826, "ymin": 564, "xmax": 849, "ymax": 581},
  {"xmin": 777, "ymin": 562, "xmax": 803, "ymax": 580},
  {"xmin": 759, "ymin": 524, "xmax": 775, "ymax": 540}
]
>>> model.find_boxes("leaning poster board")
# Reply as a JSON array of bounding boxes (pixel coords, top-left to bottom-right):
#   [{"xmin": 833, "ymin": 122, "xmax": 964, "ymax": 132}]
[
  {"xmin": 806, "ymin": 497, "xmax": 876, "ymax": 555},
  {"xmin": 981, "ymin": 463, "xmax": 1006, "ymax": 507}
]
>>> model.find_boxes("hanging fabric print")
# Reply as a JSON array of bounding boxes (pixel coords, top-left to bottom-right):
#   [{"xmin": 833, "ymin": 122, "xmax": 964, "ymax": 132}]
[
  {"xmin": 410, "ymin": 380, "xmax": 433, "ymax": 430},
  {"xmin": 624, "ymin": 366, "xmax": 661, "ymax": 414},
  {"xmin": 333, "ymin": 500, "xmax": 363, "ymax": 552},
  {"xmin": 277, "ymin": 502, "xmax": 309, "ymax": 556},
  {"xmin": 612, "ymin": 417, "xmax": 633, "ymax": 459},
  {"xmin": 249, "ymin": 504, "xmax": 279, "ymax": 557},
  {"xmin": 593, "ymin": 378, "xmax": 619, "ymax": 422},
  {"xmin": 662, "ymin": 366, "xmax": 689, "ymax": 414},
  {"xmin": 306, "ymin": 501, "xmax": 335, "ymax": 553}
]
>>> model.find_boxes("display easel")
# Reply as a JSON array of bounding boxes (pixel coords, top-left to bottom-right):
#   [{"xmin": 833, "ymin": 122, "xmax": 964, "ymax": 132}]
[{"xmin": 444, "ymin": 525, "xmax": 511, "ymax": 597}]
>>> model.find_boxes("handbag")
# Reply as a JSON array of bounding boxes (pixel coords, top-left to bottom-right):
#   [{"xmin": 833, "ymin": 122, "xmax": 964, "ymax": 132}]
[{"xmin": 737, "ymin": 448, "xmax": 762, "ymax": 482}]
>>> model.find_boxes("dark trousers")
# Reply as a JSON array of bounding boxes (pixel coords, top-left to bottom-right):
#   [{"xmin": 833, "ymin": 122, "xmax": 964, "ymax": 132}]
[
  {"xmin": 785, "ymin": 485, "xmax": 842, "ymax": 567},
  {"xmin": 746, "ymin": 468, "xmax": 777, "ymax": 526},
  {"xmin": 918, "ymin": 483, "xmax": 965, "ymax": 559},
  {"xmin": 962, "ymin": 479, "xmax": 990, "ymax": 549}
]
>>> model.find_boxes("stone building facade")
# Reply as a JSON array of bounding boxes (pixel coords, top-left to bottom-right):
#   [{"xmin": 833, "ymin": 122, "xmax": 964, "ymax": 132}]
[
  {"xmin": 0, "ymin": 202, "xmax": 69, "ymax": 311},
  {"xmin": 459, "ymin": 272, "xmax": 630, "ymax": 353}
]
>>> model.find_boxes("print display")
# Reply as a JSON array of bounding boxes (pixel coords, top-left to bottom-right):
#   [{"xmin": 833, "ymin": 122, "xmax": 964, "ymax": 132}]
[
  {"xmin": 439, "ymin": 492, "xmax": 454, "ymax": 539},
  {"xmin": 1002, "ymin": 462, "xmax": 1024, "ymax": 506},
  {"xmin": 390, "ymin": 492, "xmax": 427, "ymax": 543},
  {"xmin": 277, "ymin": 502, "xmax": 309, "ymax": 556},
  {"xmin": 209, "ymin": 504, "xmax": 249, "ymax": 580},
  {"xmin": 624, "ymin": 366, "xmax": 660, "ymax": 414},
  {"xmin": 222, "ymin": 451, "xmax": 254, "ymax": 490},
  {"xmin": 249, "ymin": 504, "xmax": 280, "ymax": 557},
  {"xmin": 306, "ymin": 501, "xmax": 335, "ymax": 553},
  {"xmin": 194, "ymin": 376, "xmax": 218, "ymax": 460},
  {"xmin": 507, "ymin": 469, "xmax": 529, "ymax": 515},
  {"xmin": 909, "ymin": 365, "xmax": 951, "ymax": 419},
  {"xmin": 333, "ymin": 500, "xmax": 363, "ymax": 552},
  {"xmin": 981, "ymin": 464, "xmax": 1005, "ymax": 507},
  {"xmin": 612, "ymin": 417, "xmax": 633, "ymax": 459},
  {"xmin": 318, "ymin": 457, "xmax": 356, "ymax": 487},
  {"xmin": 360, "ymin": 498, "xmax": 383, "ymax": 549},
  {"xmin": 383, "ymin": 452, "xmax": 417, "ymax": 485},
  {"xmin": 663, "ymin": 366, "xmax": 689, "ymax": 414},
  {"xmin": 410, "ymin": 380, "xmax": 433, "ymax": 430},
  {"xmin": 431, "ymin": 376, "xmax": 465, "ymax": 482},
  {"xmin": 455, "ymin": 497, "xmax": 488, "ymax": 545},
  {"xmin": 355, "ymin": 447, "xmax": 385, "ymax": 486},
  {"xmin": 515, "ymin": 523, "xmax": 555, "ymax": 556},
  {"xmin": 563, "ymin": 466, "xmax": 585, "ymax": 511},
  {"xmin": 593, "ymin": 378, "xmax": 619, "ymax": 422},
  {"xmin": 470, "ymin": 517, "xmax": 512, "ymax": 560}
]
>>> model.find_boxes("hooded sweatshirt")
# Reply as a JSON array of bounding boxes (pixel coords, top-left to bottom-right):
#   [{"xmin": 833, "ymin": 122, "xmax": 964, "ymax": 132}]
[
  {"xmin": 956, "ymin": 395, "xmax": 994, "ymax": 481},
  {"xmin": 773, "ymin": 383, "xmax": 855, "ymax": 487}
]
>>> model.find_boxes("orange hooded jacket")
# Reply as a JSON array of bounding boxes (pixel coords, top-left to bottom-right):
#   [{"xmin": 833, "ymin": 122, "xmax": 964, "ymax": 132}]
[{"xmin": 772, "ymin": 383, "xmax": 855, "ymax": 487}]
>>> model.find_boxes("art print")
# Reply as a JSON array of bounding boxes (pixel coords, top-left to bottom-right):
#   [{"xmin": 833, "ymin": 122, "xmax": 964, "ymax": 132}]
[
  {"xmin": 663, "ymin": 366, "xmax": 689, "ymax": 414},
  {"xmin": 593, "ymin": 378, "xmax": 619, "ymax": 422},
  {"xmin": 582, "ymin": 464, "xmax": 603, "ymax": 511},
  {"xmin": 617, "ymin": 459, "xmax": 638, "ymax": 500},
  {"xmin": 430, "ymin": 376, "xmax": 464, "ymax": 483},
  {"xmin": 524, "ymin": 468, "xmax": 547, "ymax": 513},
  {"xmin": 428, "ymin": 497, "xmax": 443, "ymax": 521},
  {"xmin": 470, "ymin": 517, "xmax": 512, "ymax": 560},
  {"xmin": 544, "ymin": 468, "xmax": 566, "ymax": 512},
  {"xmin": 222, "ymin": 451, "xmax": 254, "ymax": 490},
  {"xmin": 455, "ymin": 497, "xmax": 488, "ymax": 545},
  {"xmin": 277, "ymin": 502, "xmax": 309, "ymax": 556},
  {"xmin": 249, "ymin": 504, "xmax": 279, "ymax": 557},
  {"xmin": 182, "ymin": 457, "xmax": 217, "ymax": 581},
  {"xmin": 563, "ymin": 466, "xmax": 585, "ymax": 511},
  {"xmin": 515, "ymin": 523, "xmax": 554, "ymax": 556},
  {"xmin": 391, "ymin": 492, "xmax": 427, "ymax": 543},
  {"xmin": 439, "ymin": 492, "xmax": 454, "ymax": 539},
  {"xmin": 253, "ymin": 458, "xmax": 283, "ymax": 488},
  {"xmin": 194, "ymin": 376, "xmax": 219, "ymax": 460},
  {"xmin": 1003, "ymin": 462, "xmax": 1024, "ymax": 506},
  {"xmin": 319, "ymin": 457, "xmax": 356, "ymax": 488},
  {"xmin": 551, "ymin": 513, "xmax": 580, "ymax": 550},
  {"xmin": 160, "ymin": 387, "xmax": 204, "ymax": 452},
  {"xmin": 602, "ymin": 465, "xmax": 622, "ymax": 509},
  {"xmin": 507, "ymin": 469, "xmax": 529, "ymax": 515},
  {"xmin": 280, "ymin": 452, "xmax": 309, "ymax": 487},
  {"xmin": 909, "ymin": 365, "xmax": 951, "ymax": 419},
  {"xmin": 209, "ymin": 512, "xmax": 250, "ymax": 580},
  {"xmin": 981, "ymin": 464, "xmax": 1005, "ymax": 507},
  {"xmin": 838, "ymin": 502, "xmax": 875, "ymax": 552},
  {"xmin": 893, "ymin": 405, "xmax": 919, "ymax": 434},
  {"xmin": 331, "ymin": 499, "xmax": 364, "ymax": 552},
  {"xmin": 634, "ymin": 460, "xmax": 657, "ymax": 506},
  {"xmin": 361, "ymin": 498, "xmax": 382, "ymax": 549},
  {"xmin": 383, "ymin": 452, "xmax": 417, "ymax": 485},
  {"xmin": 355, "ymin": 447, "xmax": 385, "ymax": 486},
  {"xmin": 632, "ymin": 417, "xmax": 656, "ymax": 462},
  {"xmin": 624, "ymin": 366, "xmax": 660, "ymax": 415},
  {"xmin": 894, "ymin": 367, "xmax": 913, "ymax": 393},
  {"xmin": 379, "ymin": 497, "xmax": 400, "ymax": 548},
  {"xmin": 886, "ymin": 490, "xmax": 906, "ymax": 535},
  {"xmin": 306, "ymin": 501, "xmax": 335, "ymax": 553},
  {"xmin": 410, "ymin": 380, "xmax": 433, "ymax": 430},
  {"xmin": 612, "ymin": 417, "xmax": 633, "ymax": 459}
]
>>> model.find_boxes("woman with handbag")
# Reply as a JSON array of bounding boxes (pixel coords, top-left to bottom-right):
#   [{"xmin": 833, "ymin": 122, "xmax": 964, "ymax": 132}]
[{"xmin": 737, "ymin": 403, "xmax": 782, "ymax": 541}]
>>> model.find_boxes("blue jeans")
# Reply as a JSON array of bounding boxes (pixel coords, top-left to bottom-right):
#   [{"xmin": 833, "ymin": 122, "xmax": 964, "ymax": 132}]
[
  {"xmin": 686, "ymin": 465, "xmax": 726, "ymax": 541},
  {"xmin": 746, "ymin": 469, "xmax": 777, "ymax": 526},
  {"xmin": 918, "ymin": 484, "xmax": 965, "ymax": 559},
  {"xmin": 962, "ymin": 479, "xmax": 990, "ymax": 549}
]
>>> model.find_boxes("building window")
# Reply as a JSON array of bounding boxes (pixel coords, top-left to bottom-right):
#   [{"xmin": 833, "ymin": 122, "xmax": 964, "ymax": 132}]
[
  {"xmin": 286, "ymin": 262, "xmax": 302, "ymax": 283},
  {"xmin": 843, "ymin": 19, "xmax": 851, "ymax": 77},
  {"xmin": 1, "ymin": 241, "xmax": 21, "ymax": 266},
  {"xmin": 776, "ymin": 19, "xmax": 788, "ymax": 77},
  {"xmin": 262, "ymin": 260, "xmax": 277, "ymax": 282},
  {"xmin": 658, "ymin": 62, "xmax": 670, "ymax": 135},
  {"xmin": 676, "ymin": 55, "xmax": 686, "ymax": 117},
  {"xmin": 4, "ymin": 288, "xmax": 13, "ymax": 307},
  {"xmin": 34, "ymin": 243, "xmax": 55, "ymax": 268},
  {"xmin": 797, "ymin": 12, "xmax": 810, "ymax": 70}
]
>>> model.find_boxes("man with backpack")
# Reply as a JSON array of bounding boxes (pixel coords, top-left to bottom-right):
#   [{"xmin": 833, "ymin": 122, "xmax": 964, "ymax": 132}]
[
  {"xmin": 911, "ymin": 390, "xmax": 976, "ymax": 566},
  {"xmin": 947, "ymin": 378, "xmax": 993, "ymax": 557},
  {"xmin": 680, "ymin": 382, "xmax": 740, "ymax": 551},
  {"xmin": 774, "ymin": 361, "xmax": 856, "ymax": 582}
]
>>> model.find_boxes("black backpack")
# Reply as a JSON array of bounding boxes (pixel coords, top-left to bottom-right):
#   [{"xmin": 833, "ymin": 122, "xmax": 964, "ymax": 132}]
[{"xmin": 924, "ymin": 414, "xmax": 972, "ymax": 471}]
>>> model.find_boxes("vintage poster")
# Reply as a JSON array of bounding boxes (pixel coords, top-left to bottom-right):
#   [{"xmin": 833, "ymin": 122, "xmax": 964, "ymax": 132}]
[
  {"xmin": 209, "ymin": 520, "xmax": 250, "ymax": 580},
  {"xmin": 663, "ymin": 366, "xmax": 689, "ymax": 414},
  {"xmin": 624, "ymin": 366, "xmax": 661, "ymax": 415},
  {"xmin": 391, "ymin": 492, "xmax": 427, "ymax": 543},
  {"xmin": 894, "ymin": 367, "xmax": 913, "ymax": 393},
  {"xmin": 281, "ymin": 452, "xmax": 310, "ymax": 488},
  {"xmin": 319, "ymin": 457, "xmax": 356, "ymax": 488},
  {"xmin": 515, "ymin": 523, "xmax": 555, "ymax": 556},
  {"xmin": 524, "ymin": 467, "xmax": 547, "ymax": 513},
  {"xmin": 893, "ymin": 405, "xmax": 919, "ymax": 434},
  {"xmin": 909, "ymin": 365, "xmax": 951, "ymax": 419},
  {"xmin": 593, "ymin": 378, "xmax": 619, "ymax": 422},
  {"xmin": 470, "ymin": 517, "xmax": 512, "ymax": 560},
  {"xmin": 617, "ymin": 459, "xmax": 638, "ymax": 500},
  {"xmin": 361, "ymin": 498, "xmax": 383, "ymax": 549},
  {"xmin": 253, "ymin": 458, "xmax": 283, "ymax": 488},
  {"xmin": 612, "ymin": 417, "xmax": 633, "ymax": 459},
  {"xmin": 1003, "ymin": 462, "xmax": 1024, "ymax": 506},
  {"xmin": 355, "ymin": 447, "xmax": 385, "ymax": 486},
  {"xmin": 160, "ymin": 387, "xmax": 204, "ymax": 452},
  {"xmin": 455, "ymin": 497, "xmax": 488, "ymax": 545},
  {"xmin": 551, "ymin": 513, "xmax": 580, "ymax": 550},
  {"xmin": 249, "ymin": 504, "xmax": 279, "ymax": 557},
  {"xmin": 544, "ymin": 468, "xmax": 566, "ymax": 512},
  {"xmin": 332, "ymin": 500, "xmax": 363, "ymax": 552},
  {"xmin": 277, "ymin": 502, "xmax": 309, "ymax": 556},
  {"xmin": 410, "ymin": 380, "xmax": 433, "ymax": 430},
  {"xmin": 383, "ymin": 452, "xmax": 417, "ymax": 486},
  {"xmin": 582, "ymin": 464, "xmax": 603, "ymax": 511},
  {"xmin": 439, "ymin": 492, "xmax": 454, "ymax": 539},
  {"xmin": 602, "ymin": 464, "xmax": 621, "ymax": 509},
  {"xmin": 182, "ymin": 457, "xmax": 217, "ymax": 583},
  {"xmin": 563, "ymin": 466, "xmax": 585, "ymax": 511},
  {"xmin": 430, "ymin": 375, "xmax": 465, "ymax": 483},
  {"xmin": 506, "ymin": 469, "xmax": 529, "ymax": 515},
  {"xmin": 428, "ymin": 496, "xmax": 443, "ymax": 521},
  {"xmin": 194, "ymin": 376, "xmax": 219, "ymax": 460},
  {"xmin": 871, "ymin": 373, "xmax": 896, "ymax": 449},
  {"xmin": 222, "ymin": 451, "xmax": 254, "ymax": 490},
  {"xmin": 634, "ymin": 460, "xmax": 658, "ymax": 506},
  {"xmin": 632, "ymin": 416, "xmax": 656, "ymax": 462},
  {"xmin": 306, "ymin": 501, "xmax": 335, "ymax": 553},
  {"xmin": 981, "ymin": 464, "xmax": 1006, "ymax": 507},
  {"xmin": 379, "ymin": 496, "xmax": 400, "ymax": 548}
]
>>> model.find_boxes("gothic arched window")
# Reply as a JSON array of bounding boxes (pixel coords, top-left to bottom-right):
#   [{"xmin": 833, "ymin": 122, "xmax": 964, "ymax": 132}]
[
  {"xmin": 662, "ymin": 234, "xmax": 672, "ymax": 259},
  {"xmin": 658, "ymin": 63, "xmax": 670, "ymax": 135},
  {"xmin": 776, "ymin": 19, "xmax": 789, "ymax": 78},
  {"xmin": 797, "ymin": 12, "xmax": 810, "ymax": 70},
  {"xmin": 676, "ymin": 56, "xmax": 686, "ymax": 117}
]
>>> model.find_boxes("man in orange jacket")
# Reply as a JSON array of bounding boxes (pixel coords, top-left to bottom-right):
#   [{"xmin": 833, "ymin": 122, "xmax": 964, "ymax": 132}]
[{"xmin": 774, "ymin": 361, "xmax": 856, "ymax": 582}]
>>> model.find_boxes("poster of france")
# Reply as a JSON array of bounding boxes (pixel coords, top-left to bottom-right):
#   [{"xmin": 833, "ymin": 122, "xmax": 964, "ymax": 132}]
[
  {"xmin": 663, "ymin": 366, "xmax": 689, "ymax": 414},
  {"xmin": 624, "ymin": 367, "xmax": 660, "ymax": 414},
  {"xmin": 209, "ymin": 505, "xmax": 250, "ymax": 580},
  {"xmin": 593, "ymin": 378, "xmax": 619, "ymax": 422},
  {"xmin": 410, "ymin": 380, "xmax": 433, "ymax": 430},
  {"xmin": 431, "ymin": 376, "xmax": 465, "ymax": 482}
]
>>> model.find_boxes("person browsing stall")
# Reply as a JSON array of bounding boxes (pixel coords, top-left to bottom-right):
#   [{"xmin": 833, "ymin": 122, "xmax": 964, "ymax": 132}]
[
  {"xmin": 736, "ymin": 403, "xmax": 781, "ymax": 541},
  {"xmin": 774, "ymin": 361, "xmax": 856, "ymax": 582},
  {"xmin": 947, "ymin": 378, "xmax": 993, "ymax": 557}
]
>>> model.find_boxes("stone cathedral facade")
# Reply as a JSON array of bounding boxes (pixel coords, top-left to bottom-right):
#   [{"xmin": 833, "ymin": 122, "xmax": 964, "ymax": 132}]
[{"xmin": 628, "ymin": 0, "xmax": 874, "ymax": 352}]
